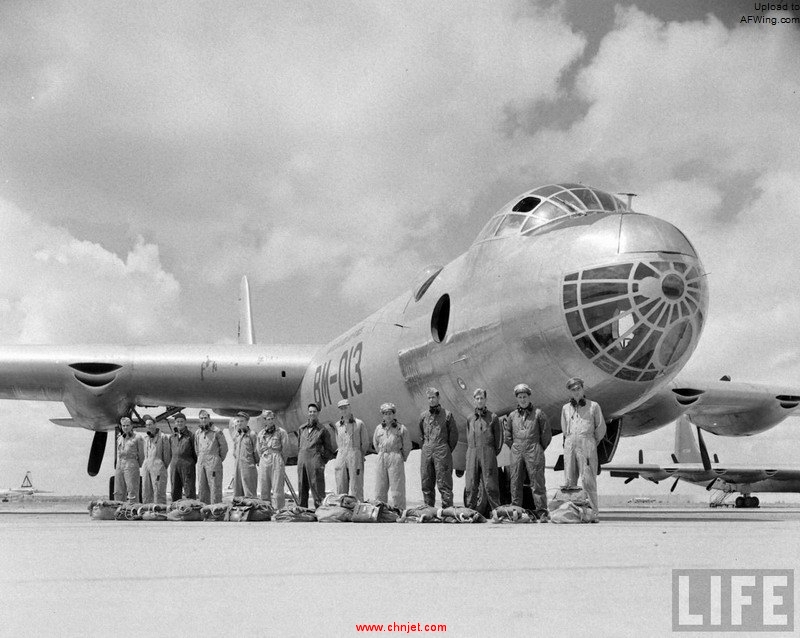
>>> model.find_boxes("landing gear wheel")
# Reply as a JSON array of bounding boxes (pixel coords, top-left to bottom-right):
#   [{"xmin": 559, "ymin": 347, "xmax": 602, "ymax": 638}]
[
  {"xmin": 744, "ymin": 496, "xmax": 756, "ymax": 508},
  {"xmin": 752, "ymin": 496, "xmax": 760, "ymax": 508},
  {"xmin": 735, "ymin": 496, "xmax": 744, "ymax": 508}
]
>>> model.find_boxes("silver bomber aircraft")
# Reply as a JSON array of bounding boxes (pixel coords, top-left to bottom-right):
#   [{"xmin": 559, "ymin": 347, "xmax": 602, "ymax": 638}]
[
  {"xmin": 0, "ymin": 183, "xmax": 797, "ymax": 482},
  {"xmin": 607, "ymin": 416, "xmax": 800, "ymax": 508}
]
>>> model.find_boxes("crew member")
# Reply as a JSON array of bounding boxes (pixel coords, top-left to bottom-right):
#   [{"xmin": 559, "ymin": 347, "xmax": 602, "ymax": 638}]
[
  {"xmin": 297, "ymin": 403, "xmax": 335, "ymax": 508},
  {"xmin": 373, "ymin": 403, "xmax": 411, "ymax": 509},
  {"xmin": 114, "ymin": 417, "xmax": 144, "ymax": 503},
  {"xmin": 418, "ymin": 387, "xmax": 459, "ymax": 507},
  {"xmin": 561, "ymin": 377, "xmax": 606, "ymax": 519},
  {"xmin": 503, "ymin": 383, "xmax": 551, "ymax": 512},
  {"xmin": 195, "ymin": 409, "xmax": 228, "ymax": 504},
  {"xmin": 232, "ymin": 412, "xmax": 259, "ymax": 498},
  {"xmin": 256, "ymin": 411, "xmax": 289, "ymax": 509},
  {"xmin": 465, "ymin": 388, "xmax": 503, "ymax": 512},
  {"xmin": 170, "ymin": 413, "xmax": 197, "ymax": 500},
  {"xmin": 142, "ymin": 415, "xmax": 171, "ymax": 504},
  {"xmin": 334, "ymin": 399, "xmax": 370, "ymax": 500}
]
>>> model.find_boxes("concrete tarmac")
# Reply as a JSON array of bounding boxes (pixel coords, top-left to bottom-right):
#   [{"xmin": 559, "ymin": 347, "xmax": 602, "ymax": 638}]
[{"xmin": 2, "ymin": 508, "xmax": 799, "ymax": 637}]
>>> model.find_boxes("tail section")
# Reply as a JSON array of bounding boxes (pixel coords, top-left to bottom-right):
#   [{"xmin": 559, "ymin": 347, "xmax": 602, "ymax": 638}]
[
  {"xmin": 673, "ymin": 415, "xmax": 702, "ymax": 463},
  {"xmin": 238, "ymin": 276, "xmax": 256, "ymax": 345},
  {"xmin": 20, "ymin": 471, "xmax": 33, "ymax": 489}
]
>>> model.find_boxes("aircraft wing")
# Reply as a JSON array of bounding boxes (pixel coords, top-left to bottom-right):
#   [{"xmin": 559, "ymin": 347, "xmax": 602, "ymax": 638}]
[
  {"xmin": 0, "ymin": 343, "xmax": 319, "ymax": 431},
  {"xmin": 605, "ymin": 463, "xmax": 671, "ymax": 483},
  {"xmin": 623, "ymin": 376, "xmax": 800, "ymax": 436}
]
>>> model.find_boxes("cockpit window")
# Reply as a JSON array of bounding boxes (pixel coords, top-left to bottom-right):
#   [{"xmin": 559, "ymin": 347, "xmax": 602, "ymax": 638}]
[
  {"xmin": 473, "ymin": 183, "xmax": 628, "ymax": 245},
  {"xmin": 493, "ymin": 213, "xmax": 528, "ymax": 238},
  {"xmin": 512, "ymin": 196, "xmax": 541, "ymax": 213}
]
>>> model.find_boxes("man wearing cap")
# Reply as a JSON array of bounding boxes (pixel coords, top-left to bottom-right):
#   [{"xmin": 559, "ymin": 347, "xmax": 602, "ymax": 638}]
[
  {"xmin": 503, "ymin": 383, "xmax": 551, "ymax": 513},
  {"xmin": 142, "ymin": 415, "xmax": 171, "ymax": 504},
  {"xmin": 418, "ymin": 387, "xmax": 459, "ymax": 508},
  {"xmin": 297, "ymin": 403, "xmax": 335, "ymax": 508},
  {"xmin": 465, "ymin": 389, "xmax": 503, "ymax": 513},
  {"xmin": 334, "ymin": 399, "xmax": 370, "ymax": 500},
  {"xmin": 114, "ymin": 417, "xmax": 145, "ymax": 503},
  {"xmin": 257, "ymin": 411, "xmax": 289, "ymax": 508},
  {"xmin": 373, "ymin": 403, "xmax": 412, "ymax": 509},
  {"xmin": 561, "ymin": 377, "xmax": 606, "ymax": 519},
  {"xmin": 170, "ymin": 413, "xmax": 197, "ymax": 500},
  {"xmin": 195, "ymin": 409, "xmax": 229, "ymax": 504},
  {"xmin": 232, "ymin": 412, "xmax": 259, "ymax": 498}
]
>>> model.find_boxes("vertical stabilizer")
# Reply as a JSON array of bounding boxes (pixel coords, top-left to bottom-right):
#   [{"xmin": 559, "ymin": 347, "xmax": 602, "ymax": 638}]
[
  {"xmin": 673, "ymin": 415, "xmax": 702, "ymax": 463},
  {"xmin": 238, "ymin": 276, "xmax": 256, "ymax": 345},
  {"xmin": 20, "ymin": 471, "xmax": 33, "ymax": 489}
]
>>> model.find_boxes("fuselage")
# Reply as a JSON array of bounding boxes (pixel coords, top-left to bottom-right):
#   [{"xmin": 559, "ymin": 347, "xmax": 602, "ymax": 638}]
[{"xmin": 284, "ymin": 183, "xmax": 708, "ymax": 448}]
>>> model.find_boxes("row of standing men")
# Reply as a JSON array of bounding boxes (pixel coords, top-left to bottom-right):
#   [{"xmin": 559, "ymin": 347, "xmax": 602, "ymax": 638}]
[{"xmin": 113, "ymin": 377, "xmax": 605, "ymax": 516}]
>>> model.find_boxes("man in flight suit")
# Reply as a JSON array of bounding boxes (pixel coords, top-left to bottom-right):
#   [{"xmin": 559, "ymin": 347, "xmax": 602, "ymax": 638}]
[
  {"xmin": 297, "ymin": 403, "xmax": 335, "ymax": 508},
  {"xmin": 503, "ymin": 383, "xmax": 551, "ymax": 512},
  {"xmin": 373, "ymin": 403, "xmax": 411, "ymax": 510},
  {"xmin": 114, "ymin": 417, "xmax": 145, "ymax": 503},
  {"xmin": 142, "ymin": 415, "xmax": 171, "ymax": 504},
  {"xmin": 464, "ymin": 388, "xmax": 503, "ymax": 513},
  {"xmin": 170, "ymin": 413, "xmax": 197, "ymax": 500},
  {"xmin": 333, "ymin": 399, "xmax": 370, "ymax": 500},
  {"xmin": 195, "ymin": 409, "xmax": 228, "ymax": 504},
  {"xmin": 418, "ymin": 387, "xmax": 459, "ymax": 507},
  {"xmin": 232, "ymin": 412, "xmax": 259, "ymax": 498},
  {"xmin": 561, "ymin": 377, "xmax": 606, "ymax": 519},
  {"xmin": 256, "ymin": 411, "xmax": 289, "ymax": 508}
]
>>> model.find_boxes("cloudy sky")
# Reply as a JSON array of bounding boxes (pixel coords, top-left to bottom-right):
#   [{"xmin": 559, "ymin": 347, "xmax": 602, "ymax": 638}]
[{"xmin": 1, "ymin": 1, "xmax": 798, "ymax": 495}]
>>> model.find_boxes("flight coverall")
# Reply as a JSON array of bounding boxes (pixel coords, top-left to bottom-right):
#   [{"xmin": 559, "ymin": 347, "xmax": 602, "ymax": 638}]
[
  {"xmin": 114, "ymin": 432, "xmax": 145, "ymax": 503},
  {"xmin": 195, "ymin": 426, "xmax": 229, "ymax": 504},
  {"xmin": 465, "ymin": 408, "xmax": 503, "ymax": 512},
  {"xmin": 233, "ymin": 426, "xmax": 259, "ymax": 498},
  {"xmin": 297, "ymin": 422, "xmax": 335, "ymax": 508},
  {"xmin": 561, "ymin": 399, "xmax": 606, "ymax": 515},
  {"xmin": 373, "ymin": 420, "xmax": 412, "ymax": 510},
  {"xmin": 419, "ymin": 407, "xmax": 459, "ymax": 507},
  {"xmin": 257, "ymin": 426, "xmax": 289, "ymax": 509},
  {"xmin": 504, "ymin": 406, "xmax": 551, "ymax": 510},
  {"xmin": 334, "ymin": 417, "xmax": 370, "ymax": 500},
  {"xmin": 170, "ymin": 429, "xmax": 197, "ymax": 500},
  {"xmin": 143, "ymin": 431, "xmax": 172, "ymax": 504}
]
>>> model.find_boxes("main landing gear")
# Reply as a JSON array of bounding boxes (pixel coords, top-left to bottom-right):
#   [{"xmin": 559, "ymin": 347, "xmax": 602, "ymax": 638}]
[{"xmin": 734, "ymin": 495, "xmax": 760, "ymax": 508}]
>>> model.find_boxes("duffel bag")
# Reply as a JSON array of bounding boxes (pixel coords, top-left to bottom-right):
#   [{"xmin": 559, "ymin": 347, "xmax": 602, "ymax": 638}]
[
  {"xmin": 167, "ymin": 498, "xmax": 204, "ymax": 522},
  {"xmin": 88, "ymin": 499, "xmax": 123, "ymax": 520},
  {"xmin": 201, "ymin": 503, "xmax": 229, "ymax": 521},
  {"xmin": 229, "ymin": 497, "xmax": 274, "ymax": 521},
  {"xmin": 273, "ymin": 506, "xmax": 317, "ymax": 522},
  {"xmin": 366, "ymin": 500, "xmax": 401, "ymax": 523},
  {"xmin": 398, "ymin": 505, "xmax": 440, "ymax": 523},
  {"xmin": 438, "ymin": 506, "xmax": 486, "ymax": 523},
  {"xmin": 490, "ymin": 505, "xmax": 535, "ymax": 524},
  {"xmin": 138, "ymin": 503, "xmax": 168, "ymax": 521},
  {"xmin": 550, "ymin": 501, "xmax": 596, "ymax": 524},
  {"xmin": 548, "ymin": 487, "xmax": 590, "ymax": 511},
  {"xmin": 315, "ymin": 505, "xmax": 353, "ymax": 522},
  {"xmin": 321, "ymin": 493, "xmax": 359, "ymax": 510},
  {"xmin": 115, "ymin": 503, "xmax": 144, "ymax": 521}
]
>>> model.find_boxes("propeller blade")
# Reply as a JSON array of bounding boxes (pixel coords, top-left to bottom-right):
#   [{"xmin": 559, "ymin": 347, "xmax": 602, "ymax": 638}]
[
  {"xmin": 624, "ymin": 477, "xmax": 634, "ymax": 484},
  {"xmin": 695, "ymin": 426, "xmax": 712, "ymax": 471},
  {"xmin": 670, "ymin": 478, "xmax": 680, "ymax": 493},
  {"xmin": 87, "ymin": 431, "xmax": 107, "ymax": 476},
  {"xmin": 638, "ymin": 449, "xmax": 643, "ymax": 464}
]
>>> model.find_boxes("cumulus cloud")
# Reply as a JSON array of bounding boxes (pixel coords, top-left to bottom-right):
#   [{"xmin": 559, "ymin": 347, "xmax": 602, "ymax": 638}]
[{"xmin": 0, "ymin": 198, "xmax": 187, "ymax": 344}]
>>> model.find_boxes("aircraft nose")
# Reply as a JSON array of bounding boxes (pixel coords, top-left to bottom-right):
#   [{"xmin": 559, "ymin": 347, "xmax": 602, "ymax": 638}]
[{"xmin": 562, "ymin": 225, "xmax": 708, "ymax": 383}]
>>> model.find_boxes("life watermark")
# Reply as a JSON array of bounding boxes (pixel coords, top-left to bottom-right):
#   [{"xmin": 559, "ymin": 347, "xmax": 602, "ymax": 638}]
[{"xmin": 672, "ymin": 569, "xmax": 794, "ymax": 632}]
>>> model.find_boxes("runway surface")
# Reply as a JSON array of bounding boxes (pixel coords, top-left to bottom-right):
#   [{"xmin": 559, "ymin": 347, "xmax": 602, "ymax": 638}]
[{"xmin": 1, "ymin": 508, "xmax": 798, "ymax": 637}]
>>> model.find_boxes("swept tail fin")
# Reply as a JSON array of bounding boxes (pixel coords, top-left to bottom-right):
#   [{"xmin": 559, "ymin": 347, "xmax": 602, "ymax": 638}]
[
  {"xmin": 673, "ymin": 415, "xmax": 702, "ymax": 463},
  {"xmin": 238, "ymin": 276, "xmax": 256, "ymax": 345}
]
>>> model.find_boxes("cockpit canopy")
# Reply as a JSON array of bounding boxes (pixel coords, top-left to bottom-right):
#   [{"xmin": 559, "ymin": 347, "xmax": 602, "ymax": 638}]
[{"xmin": 475, "ymin": 183, "xmax": 628, "ymax": 243}]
